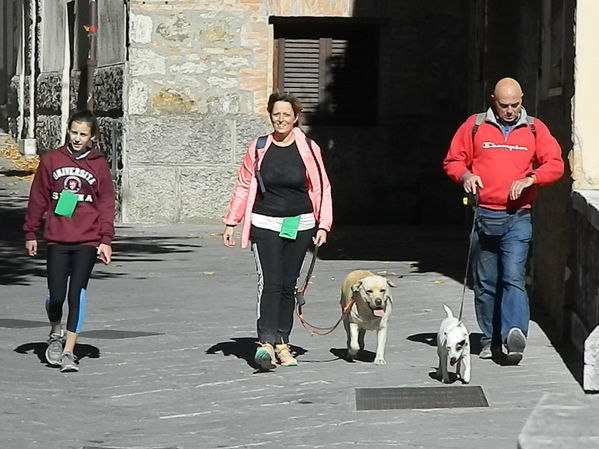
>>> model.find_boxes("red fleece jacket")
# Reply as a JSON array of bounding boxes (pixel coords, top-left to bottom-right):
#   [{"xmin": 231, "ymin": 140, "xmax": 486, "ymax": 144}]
[
  {"xmin": 24, "ymin": 145, "xmax": 115, "ymax": 245},
  {"xmin": 443, "ymin": 110, "xmax": 564, "ymax": 210}
]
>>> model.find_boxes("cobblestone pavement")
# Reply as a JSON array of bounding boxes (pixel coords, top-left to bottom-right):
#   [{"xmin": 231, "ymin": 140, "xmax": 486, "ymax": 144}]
[{"xmin": 0, "ymin": 134, "xmax": 583, "ymax": 449}]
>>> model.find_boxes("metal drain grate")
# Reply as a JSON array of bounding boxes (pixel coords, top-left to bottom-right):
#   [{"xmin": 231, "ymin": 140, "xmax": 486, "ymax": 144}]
[{"xmin": 355, "ymin": 386, "xmax": 489, "ymax": 410}]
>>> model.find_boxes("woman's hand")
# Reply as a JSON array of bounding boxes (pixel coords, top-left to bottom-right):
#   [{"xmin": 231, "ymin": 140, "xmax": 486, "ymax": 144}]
[
  {"xmin": 313, "ymin": 229, "xmax": 327, "ymax": 247},
  {"xmin": 223, "ymin": 226, "xmax": 236, "ymax": 247},
  {"xmin": 97, "ymin": 243, "xmax": 112, "ymax": 264},
  {"xmin": 25, "ymin": 240, "xmax": 37, "ymax": 256}
]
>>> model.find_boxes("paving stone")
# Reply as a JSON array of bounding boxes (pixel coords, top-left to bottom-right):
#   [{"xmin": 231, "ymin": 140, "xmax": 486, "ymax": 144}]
[{"xmin": 0, "ymin": 145, "xmax": 586, "ymax": 449}]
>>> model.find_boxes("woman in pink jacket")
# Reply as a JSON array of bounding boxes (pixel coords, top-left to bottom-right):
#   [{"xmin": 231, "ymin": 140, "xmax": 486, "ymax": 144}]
[{"xmin": 223, "ymin": 92, "xmax": 333, "ymax": 370}]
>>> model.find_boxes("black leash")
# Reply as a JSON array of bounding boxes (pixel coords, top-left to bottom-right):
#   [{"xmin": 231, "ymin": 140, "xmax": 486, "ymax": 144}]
[
  {"xmin": 295, "ymin": 245, "xmax": 319, "ymax": 315},
  {"xmin": 459, "ymin": 192, "xmax": 479, "ymax": 321}
]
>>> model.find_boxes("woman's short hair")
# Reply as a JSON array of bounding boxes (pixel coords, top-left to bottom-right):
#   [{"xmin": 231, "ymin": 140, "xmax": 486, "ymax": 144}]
[
  {"xmin": 67, "ymin": 109, "xmax": 98, "ymax": 136},
  {"xmin": 267, "ymin": 92, "xmax": 303, "ymax": 126}
]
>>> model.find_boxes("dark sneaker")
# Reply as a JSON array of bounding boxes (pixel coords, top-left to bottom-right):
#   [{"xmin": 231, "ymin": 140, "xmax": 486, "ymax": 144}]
[
  {"xmin": 506, "ymin": 328, "xmax": 526, "ymax": 365},
  {"xmin": 60, "ymin": 351, "xmax": 79, "ymax": 372},
  {"xmin": 45, "ymin": 332, "xmax": 65, "ymax": 366},
  {"xmin": 254, "ymin": 343, "xmax": 276, "ymax": 370}
]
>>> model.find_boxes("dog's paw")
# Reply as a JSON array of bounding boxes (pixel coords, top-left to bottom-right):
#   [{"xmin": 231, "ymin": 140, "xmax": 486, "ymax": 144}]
[
  {"xmin": 346, "ymin": 348, "xmax": 358, "ymax": 362},
  {"xmin": 374, "ymin": 358, "xmax": 386, "ymax": 365}
]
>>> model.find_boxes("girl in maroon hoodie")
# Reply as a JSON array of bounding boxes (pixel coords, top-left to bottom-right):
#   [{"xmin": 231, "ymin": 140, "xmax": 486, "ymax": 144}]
[{"xmin": 24, "ymin": 109, "xmax": 115, "ymax": 372}]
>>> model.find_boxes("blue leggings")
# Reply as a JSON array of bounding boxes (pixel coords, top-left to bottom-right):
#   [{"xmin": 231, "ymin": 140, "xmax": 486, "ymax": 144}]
[{"xmin": 46, "ymin": 244, "xmax": 97, "ymax": 333}]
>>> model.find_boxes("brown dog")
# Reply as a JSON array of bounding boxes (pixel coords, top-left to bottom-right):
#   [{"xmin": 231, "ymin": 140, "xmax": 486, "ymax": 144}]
[{"xmin": 341, "ymin": 270, "xmax": 394, "ymax": 364}]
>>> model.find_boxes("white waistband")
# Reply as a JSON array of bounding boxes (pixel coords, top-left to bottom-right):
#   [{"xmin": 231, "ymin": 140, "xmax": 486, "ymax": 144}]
[{"xmin": 251, "ymin": 213, "xmax": 316, "ymax": 232}]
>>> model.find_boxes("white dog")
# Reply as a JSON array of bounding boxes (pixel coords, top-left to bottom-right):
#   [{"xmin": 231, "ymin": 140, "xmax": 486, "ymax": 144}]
[
  {"xmin": 341, "ymin": 270, "xmax": 394, "ymax": 365},
  {"xmin": 437, "ymin": 304, "xmax": 471, "ymax": 383}
]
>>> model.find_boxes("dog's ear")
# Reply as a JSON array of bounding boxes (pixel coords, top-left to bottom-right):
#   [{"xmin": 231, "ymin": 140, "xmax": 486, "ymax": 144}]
[{"xmin": 351, "ymin": 280, "xmax": 363, "ymax": 293}]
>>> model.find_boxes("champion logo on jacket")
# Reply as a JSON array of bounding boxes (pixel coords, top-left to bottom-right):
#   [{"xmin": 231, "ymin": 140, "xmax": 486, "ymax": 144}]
[{"xmin": 481, "ymin": 142, "xmax": 528, "ymax": 152}]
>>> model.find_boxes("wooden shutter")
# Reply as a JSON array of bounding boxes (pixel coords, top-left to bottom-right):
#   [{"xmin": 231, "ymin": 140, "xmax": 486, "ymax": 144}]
[
  {"xmin": 275, "ymin": 23, "xmax": 378, "ymax": 125},
  {"xmin": 277, "ymin": 38, "xmax": 320, "ymax": 118}
]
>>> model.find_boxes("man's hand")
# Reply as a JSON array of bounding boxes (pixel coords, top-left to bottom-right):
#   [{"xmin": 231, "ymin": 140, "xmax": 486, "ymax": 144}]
[
  {"xmin": 462, "ymin": 172, "xmax": 484, "ymax": 195},
  {"xmin": 509, "ymin": 176, "xmax": 535, "ymax": 200},
  {"xmin": 97, "ymin": 243, "xmax": 112, "ymax": 264}
]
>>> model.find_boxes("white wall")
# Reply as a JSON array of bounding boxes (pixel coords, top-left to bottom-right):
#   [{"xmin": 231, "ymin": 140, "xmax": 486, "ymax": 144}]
[{"xmin": 573, "ymin": 1, "xmax": 599, "ymax": 188}]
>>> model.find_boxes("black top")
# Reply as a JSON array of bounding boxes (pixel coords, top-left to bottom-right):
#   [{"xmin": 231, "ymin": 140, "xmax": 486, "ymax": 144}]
[{"xmin": 252, "ymin": 141, "xmax": 313, "ymax": 217}]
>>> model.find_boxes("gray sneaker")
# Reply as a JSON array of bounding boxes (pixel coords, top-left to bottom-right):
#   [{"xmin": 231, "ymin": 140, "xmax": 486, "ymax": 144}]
[
  {"xmin": 45, "ymin": 332, "xmax": 64, "ymax": 366},
  {"xmin": 479, "ymin": 342, "xmax": 493, "ymax": 359},
  {"xmin": 506, "ymin": 328, "xmax": 526, "ymax": 365},
  {"xmin": 60, "ymin": 351, "xmax": 79, "ymax": 372},
  {"xmin": 479, "ymin": 341, "xmax": 502, "ymax": 359}
]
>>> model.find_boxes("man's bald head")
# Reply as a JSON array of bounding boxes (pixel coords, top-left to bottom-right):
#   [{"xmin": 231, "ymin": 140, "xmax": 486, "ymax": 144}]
[{"xmin": 492, "ymin": 77, "xmax": 523, "ymax": 123}]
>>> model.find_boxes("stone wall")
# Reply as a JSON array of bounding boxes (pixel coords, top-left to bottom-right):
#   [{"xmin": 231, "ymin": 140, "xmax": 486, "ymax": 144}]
[
  {"xmin": 123, "ymin": 0, "xmax": 470, "ymax": 224},
  {"xmin": 570, "ymin": 191, "xmax": 599, "ymax": 351},
  {"xmin": 36, "ymin": 71, "xmax": 63, "ymax": 152},
  {"xmin": 124, "ymin": 0, "xmax": 274, "ymax": 223}
]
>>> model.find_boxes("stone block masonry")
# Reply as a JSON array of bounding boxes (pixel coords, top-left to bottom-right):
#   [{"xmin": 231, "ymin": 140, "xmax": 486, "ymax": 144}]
[{"xmin": 124, "ymin": 0, "xmax": 275, "ymax": 223}]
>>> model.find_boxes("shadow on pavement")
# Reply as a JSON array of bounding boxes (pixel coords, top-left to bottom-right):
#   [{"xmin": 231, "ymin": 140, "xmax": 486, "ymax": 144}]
[
  {"xmin": 14, "ymin": 341, "xmax": 100, "ymax": 365},
  {"xmin": 330, "ymin": 347, "xmax": 376, "ymax": 363},
  {"xmin": 0, "ymin": 194, "xmax": 205, "ymax": 285},
  {"xmin": 531, "ymin": 305, "xmax": 583, "ymax": 387},
  {"xmin": 407, "ymin": 331, "xmax": 485, "ymax": 356},
  {"xmin": 318, "ymin": 224, "xmax": 472, "ymax": 283},
  {"xmin": 206, "ymin": 337, "xmax": 308, "ymax": 370}
]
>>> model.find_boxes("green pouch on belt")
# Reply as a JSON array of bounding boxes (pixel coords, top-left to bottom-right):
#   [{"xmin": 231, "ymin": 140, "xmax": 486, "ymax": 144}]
[
  {"xmin": 54, "ymin": 190, "xmax": 78, "ymax": 217},
  {"xmin": 279, "ymin": 215, "xmax": 301, "ymax": 240}
]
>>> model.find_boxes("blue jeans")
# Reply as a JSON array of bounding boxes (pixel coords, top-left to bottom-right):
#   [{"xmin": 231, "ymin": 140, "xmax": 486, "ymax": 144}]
[{"xmin": 472, "ymin": 208, "xmax": 532, "ymax": 346}]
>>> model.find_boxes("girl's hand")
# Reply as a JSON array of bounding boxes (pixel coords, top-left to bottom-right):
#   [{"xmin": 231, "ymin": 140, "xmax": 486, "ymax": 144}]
[
  {"xmin": 26, "ymin": 240, "xmax": 37, "ymax": 256},
  {"xmin": 223, "ymin": 226, "xmax": 236, "ymax": 247},
  {"xmin": 97, "ymin": 243, "xmax": 112, "ymax": 264},
  {"xmin": 313, "ymin": 229, "xmax": 327, "ymax": 247}
]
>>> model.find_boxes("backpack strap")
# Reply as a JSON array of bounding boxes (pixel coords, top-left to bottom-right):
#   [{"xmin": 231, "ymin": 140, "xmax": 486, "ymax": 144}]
[
  {"xmin": 254, "ymin": 135, "xmax": 268, "ymax": 159},
  {"xmin": 526, "ymin": 116, "xmax": 537, "ymax": 137},
  {"xmin": 471, "ymin": 112, "xmax": 486, "ymax": 139},
  {"xmin": 254, "ymin": 135, "xmax": 269, "ymax": 197}
]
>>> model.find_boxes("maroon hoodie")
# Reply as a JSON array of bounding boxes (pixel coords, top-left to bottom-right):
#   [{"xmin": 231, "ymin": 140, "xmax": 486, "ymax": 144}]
[{"xmin": 24, "ymin": 144, "xmax": 115, "ymax": 246}]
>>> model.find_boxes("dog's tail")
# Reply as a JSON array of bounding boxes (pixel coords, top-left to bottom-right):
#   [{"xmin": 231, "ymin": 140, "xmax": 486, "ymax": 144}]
[{"xmin": 442, "ymin": 303, "xmax": 454, "ymax": 318}]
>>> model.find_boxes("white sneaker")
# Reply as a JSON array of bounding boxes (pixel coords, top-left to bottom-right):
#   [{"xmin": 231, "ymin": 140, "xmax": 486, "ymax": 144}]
[
  {"xmin": 60, "ymin": 351, "xmax": 79, "ymax": 372},
  {"xmin": 45, "ymin": 332, "xmax": 65, "ymax": 366},
  {"xmin": 506, "ymin": 328, "xmax": 526, "ymax": 365}
]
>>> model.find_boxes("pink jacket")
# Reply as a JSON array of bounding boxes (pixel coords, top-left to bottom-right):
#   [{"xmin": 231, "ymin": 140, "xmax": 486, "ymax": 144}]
[{"xmin": 223, "ymin": 127, "xmax": 333, "ymax": 248}]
